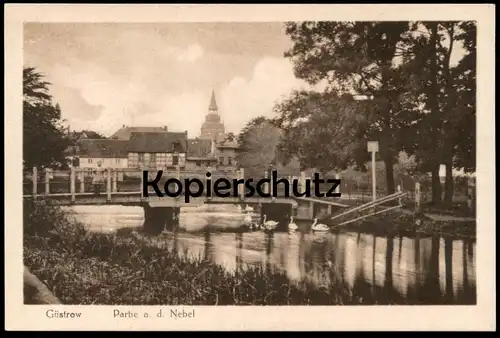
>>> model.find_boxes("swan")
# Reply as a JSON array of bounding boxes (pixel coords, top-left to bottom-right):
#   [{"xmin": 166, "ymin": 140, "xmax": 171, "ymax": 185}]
[
  {"xmin": 237, "ymin": 205, "xmax": 242, "ymax": 212},
  {"xmin": 262, "ymin": 214, "xmax": 279, "ymax": 231},
  {"xmin": 311, "ymin": 218, "xmax": 329, "ymax": 232},
  {"xmin": 288, "ymin": 216, "xmax": 298, "ymax": 231},
  {"xmin": 243, "ymin": 212, "xmax": 252, "ymax": 225},
  {"xmin": 245, "ymin": 204, "xmax": 254, "ymax": 212}
]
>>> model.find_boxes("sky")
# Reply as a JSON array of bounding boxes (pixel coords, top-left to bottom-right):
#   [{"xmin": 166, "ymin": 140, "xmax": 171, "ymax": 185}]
[
  {"xmin": 23, "ymin": 22, "xmax": 309, "ymax": 137},
  {"xmin": 23, "ymin": 22, "xmax": 466, "ymax": 138}
]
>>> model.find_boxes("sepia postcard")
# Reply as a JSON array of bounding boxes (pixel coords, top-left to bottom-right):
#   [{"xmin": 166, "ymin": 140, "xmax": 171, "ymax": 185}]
[{"xmin": 5, "ymin": 4, "xmax": 496, "ymax": 331}]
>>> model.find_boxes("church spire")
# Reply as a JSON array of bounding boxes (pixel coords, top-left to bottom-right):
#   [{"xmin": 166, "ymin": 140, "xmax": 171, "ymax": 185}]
[{"xmin": 209, "ymin": 88, "xmax": 218, "ymax": 112}]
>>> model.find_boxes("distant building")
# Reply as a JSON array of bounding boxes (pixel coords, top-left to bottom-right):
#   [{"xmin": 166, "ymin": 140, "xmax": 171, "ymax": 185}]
[
  {"xmin": 127, "ymin": 131, "xmax": 188, "ymax": 170},
  {"xmin": 109, "ymin": 125, "xmax": 169, "ymax": 140},
  {"xmin": 73, "ymin": 139, "xmax": 128, "ymax": 169},
  {"xmin": 200, "ymin": 89, "xmax": 226, "ymax": 143},
  {"xmin": 215, "ymin": 137, "xmax": 240, "ymax": 171},
  {"xmin": 185, "ymin": 138, "xmax": 217, "ymax": 170}
]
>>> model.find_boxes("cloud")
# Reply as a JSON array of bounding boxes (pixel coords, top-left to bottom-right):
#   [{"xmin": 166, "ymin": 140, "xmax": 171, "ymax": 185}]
[
  {"xmin": 48, "ymin": 55, "xmax": 312, "ymax": 138},
  {"xmin": 219, "ymin": 57, "xmax": 309, "ymax": 134},
  {"xmin": 177, "ymin": 44, "xmax": 204, "ymax": 63}
]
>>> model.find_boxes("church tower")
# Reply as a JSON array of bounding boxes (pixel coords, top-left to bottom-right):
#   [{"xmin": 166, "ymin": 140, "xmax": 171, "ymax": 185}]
[{"xmin": 200, "ymin": 89, "xmax": 226, "ymax": 143}]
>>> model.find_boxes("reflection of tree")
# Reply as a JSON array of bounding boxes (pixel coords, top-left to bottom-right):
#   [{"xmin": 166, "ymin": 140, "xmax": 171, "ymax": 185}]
[
  {"xmin": 236, "ymin": 232, "xmax": 243, "ymax": 272},
  {"xmin": 265, "ymin": 232, "xmax": 274, "ymax": 274},
  {"xmin": 372, "ymin": 234, "xmax": 377, "ymax": 291},
  {"xmin": 444, "ymin": 236, "xmax": 454, "ymax": 301},
  {"xmin": 423, "ymin": 235, "xmax": 441, "ymax": 302},
  {"xmin": 203, "ymin": 228, "xmax": 211, "ymax": 261},
  {"xmin": 398, "ymin": 235, "xmax": 403, "ymax": 265},
  {"xmin": 462, "ymin": 240, "xmax": 469, "ymax": 292},
  {"xmin": 384, "ymin": 234, "xmax": 395, "ymax": 298}
]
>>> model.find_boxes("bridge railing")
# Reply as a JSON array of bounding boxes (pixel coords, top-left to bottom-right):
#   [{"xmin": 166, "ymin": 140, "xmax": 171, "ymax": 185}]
[{"xmin": 23, "ymin": 167, "xmax": 388, "ymax": 202}]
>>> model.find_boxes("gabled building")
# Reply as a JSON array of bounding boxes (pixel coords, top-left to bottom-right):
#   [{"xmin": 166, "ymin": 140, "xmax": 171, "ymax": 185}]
[
  {"xmin": 186, "ymin": 138, "xmax": 217, "ymax": 170},
  {"xmin": 109, "ymin": 125, "xmax": 169, "ymax": 140},
  {"xmin": 72, "ymin": 139, "xmax": 129, "ymax": 169},
  {"xmin": 215, "ymin": 137, "xmax": 240, "ymax": 170},
  {"xmin": 127, "ymin": 131, "xmax": 188, "ymax": 169}
]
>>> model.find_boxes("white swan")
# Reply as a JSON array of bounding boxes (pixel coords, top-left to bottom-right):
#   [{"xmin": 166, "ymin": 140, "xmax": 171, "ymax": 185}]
[
  {"xmin": 243, "ymin": 212, "xmax": 252, "ymax": 225},
  {"xmin": 288, "ymin": 216, "xmax": 298, "ymax": 231},
  {"xmin": 262, "ymin": 214, "xmax": 279, "ymax": 231},
  {"xmin": 245, "ymin": 204, "xmax": 254, "ymax": 212},
  {"xmin": 237, "ymin": 205, "xmax": 242, "ymax": 212},
  {"xmin": 311, "ymin": 218, "xmax": 329, "ymax": 232}
]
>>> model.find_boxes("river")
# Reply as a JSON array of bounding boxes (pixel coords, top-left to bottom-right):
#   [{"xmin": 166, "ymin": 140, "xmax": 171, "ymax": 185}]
[{"xmin": 66, "ymin": 204, "xmax": 476, "ymax": 305}]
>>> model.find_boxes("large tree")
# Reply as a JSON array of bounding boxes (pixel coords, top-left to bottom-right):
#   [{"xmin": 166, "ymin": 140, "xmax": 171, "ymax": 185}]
[
  {"xmin": 400, "ymin": 21, "xmax": 476, "ymax": 205},
  {"xmin": 237, "ymin": 116, "xmax": 300, "ymax": 178},
  {"xmin": 279, "ymin": 21, "xmax": 417, "ymax": 193},
  {"xmin": 23, "ymin": 67, "xmax": 71, "ymax": 170},
  {"xmin": 274, "ymin": 90, "xmax": 368, "ymax": 175}
]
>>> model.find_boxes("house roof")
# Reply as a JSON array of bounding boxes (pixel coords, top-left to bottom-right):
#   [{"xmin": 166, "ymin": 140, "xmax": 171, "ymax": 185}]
[
  {"xmin": 75, "ymin": 139, "xmax": 128, "ymax": 158},
  {"xmin": 217, "ymin": 139, "xmax": 240, "ymax": 149},
  {"xmin": 187, "ymin": 138, "xmax": 214, "ymax": 158},
  {"xmin": 109, "ymin": 126, "xmax": 168, "ymax": 140},
  {"xmin": 128, "ymin": 132, "xmax": 188, "ymax": 153},
  {"xmin": 68, "ymin": 130, "xmax": 104, "ymax": 141}
]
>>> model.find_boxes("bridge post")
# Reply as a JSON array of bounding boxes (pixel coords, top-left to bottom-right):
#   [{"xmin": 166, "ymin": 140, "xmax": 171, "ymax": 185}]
[
  {"xmin": 106, "ymin": 168, "xmax": 111, "ymax": 202},
  {"xmin": 140, "ymin": 168, "xmax": 144, "ymax": 200},
  {"xmin": 300, "ymin": 171, "xmax": 306, "ymax": 193},
  {"xmin": 44, "ymin": 168, "xmax": 50, "ymax": 195},
  {"xmin": 112, "ymin": 170, "xmax": 117, "ymax": 192},
  {"xmin": 264, "ymin": 170, "xmax": 270, "ymax": 195},
  {"xmin": 308, "ymin": 201, "xmax": 314, "ymax": 219},
  {"xmin": 70, "ymin": 167, "xmax": 76, "ymax": 203},
  {"xmin": 79, "ymin": 171, "xmax": 85, "ymax": 193},
  {"xmin": 335, "ymin": 173, "xmax": 341, "ymax": 194},
  {"xmin": 32, "ymin": 167, "xmax": 38, "ymax": 199},
  {"xmin": 414, "ymin": 182, "xmax": 421, "ymax": 214},
  {"xmin": 238, "ymin": 168, "xmax": 245, "ymax": 201},
  {"xmin": 206, "ymin": 167, "xmax": 212, "ymax": 200}
]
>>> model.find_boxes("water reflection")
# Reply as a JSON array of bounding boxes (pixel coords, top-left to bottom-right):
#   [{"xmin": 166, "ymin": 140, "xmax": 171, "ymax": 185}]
[{"xmin": 69, "ymin": 204, "xmax": 476, "ymax": 304}]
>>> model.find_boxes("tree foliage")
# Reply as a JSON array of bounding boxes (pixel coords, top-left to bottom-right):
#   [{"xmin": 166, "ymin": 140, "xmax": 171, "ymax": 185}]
[
  {"xmin": 23, "ymin": 67, "xmax": 71, "ymax": 170},
  {"xmin": 237, "ymin": 116, "xmax": 300, "ymax": 178},
  {"xmin": 275, "ymin": 21, "xmax": 476, "ymax": 203}
]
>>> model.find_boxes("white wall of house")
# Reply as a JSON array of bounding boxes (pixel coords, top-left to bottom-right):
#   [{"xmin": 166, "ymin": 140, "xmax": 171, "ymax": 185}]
[
  {"xmin": 127, "ymin": 152, "xmax": 187, "ymax": 168},
  {"xmin": 76, "ymin": 157, "xmax": 129, "ymax": 169}
]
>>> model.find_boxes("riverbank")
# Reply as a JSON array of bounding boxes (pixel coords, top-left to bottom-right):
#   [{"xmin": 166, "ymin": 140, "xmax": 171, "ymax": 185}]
[
  {"xmin": 23, "ymin": 201, "xmax": 473, "ymax": 305},
  {"xmin": 326, "ymin": 208, "xmax": 476, "ymax": 240},
  {"xmin": 23, "ymin": 200, "xmax": 373, "ymax": 305}
]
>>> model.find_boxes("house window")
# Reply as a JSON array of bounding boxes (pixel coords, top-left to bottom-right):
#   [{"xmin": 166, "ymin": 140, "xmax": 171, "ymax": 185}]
[
  {"xmin": 115, "ymin": 158, "xmax": 120, "ymax": 164},
  {"xmin": 172, "ymin": 154, "xmax": 179, "ymax": 166},
  {"xmin": 88, "ymin": 159, "xmax": 93, "ymax": 164},
  {"xmin": 227, "ymin": 157, "xmax": 232, "ymax": 165},
  {"xmin": 138, "ymin": 153, "xmax": 145, "ymax": 164},
  {"xmin": 196, "ymin": 161, "xmax": 201, "ymax": 167},
  {"xmin": 219, "ymin": 157, "xmax": 224, "ymax": 165},
  {"xmin": 128, "ymin": 152, "xmax": 138, "ymax": 168},
  {"xmin": 156, "ymin": 153, "xmax": 167, "ymax": 168},
  {"xmin": 150, "ymin": 153, "xmax": 156, "ymax": 167}
]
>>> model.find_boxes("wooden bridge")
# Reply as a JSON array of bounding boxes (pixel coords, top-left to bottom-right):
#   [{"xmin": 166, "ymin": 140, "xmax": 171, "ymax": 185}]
[
  {"xmin": 23, "ymin": 167, "xmax": 353, "ymax": 232},
  {"xmin": 23, "ymin": 167, "xmax": 349, "ymax": 208}
]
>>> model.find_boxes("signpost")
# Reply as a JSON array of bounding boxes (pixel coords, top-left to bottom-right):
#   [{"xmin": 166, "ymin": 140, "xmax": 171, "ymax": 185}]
[{"xmin": 367, "ymin": 141, "xmax": 379, "ymax": 202}]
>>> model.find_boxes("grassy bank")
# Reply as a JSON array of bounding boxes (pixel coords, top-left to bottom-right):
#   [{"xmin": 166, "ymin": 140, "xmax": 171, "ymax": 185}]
[
  {"xmin": 23, "ymin": 200, "xmax": 380, "ymax": 305},
  {"xmin": 326, "ymin": 209, "xmax": 476, "ymax": 240}
]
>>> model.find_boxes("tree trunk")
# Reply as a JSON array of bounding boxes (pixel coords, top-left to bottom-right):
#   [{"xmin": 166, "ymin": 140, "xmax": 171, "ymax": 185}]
[
  {"xmin": 431, "ymin": 164, "xmax": 442, "ymax": 205},
  {"xmin": 383, "ymin": 151, "xmax": 395, "ymax": 194},
  {"xmin": 443, "ymin": 157, "xmax": 454, "ymax": 206}
]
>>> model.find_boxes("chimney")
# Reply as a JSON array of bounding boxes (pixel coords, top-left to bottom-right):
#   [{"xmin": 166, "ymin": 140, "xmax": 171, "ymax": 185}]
[{"xmin": 163, "ymin": 126, "xmax": 168, "ymax": 131}]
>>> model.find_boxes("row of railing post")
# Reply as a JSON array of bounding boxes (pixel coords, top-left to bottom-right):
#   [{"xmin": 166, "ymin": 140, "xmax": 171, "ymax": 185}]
[{"xmin": 28, "ymin": 167, "xmax": 477, "ymax": 214}]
